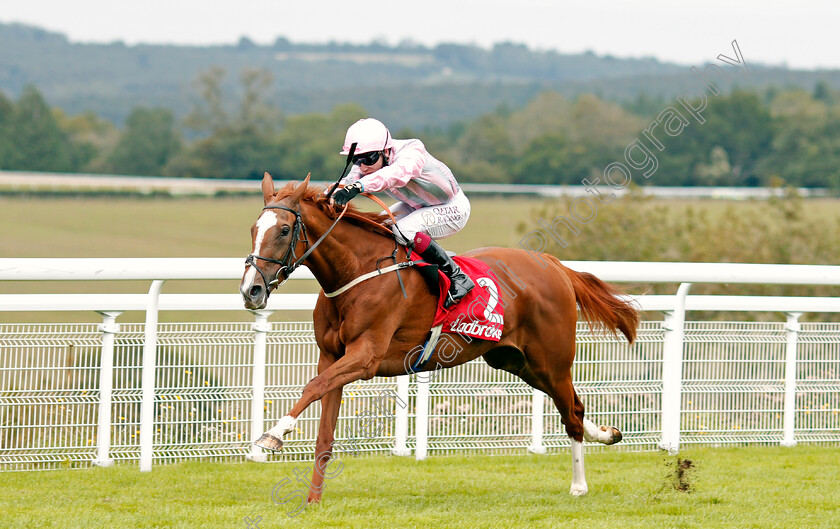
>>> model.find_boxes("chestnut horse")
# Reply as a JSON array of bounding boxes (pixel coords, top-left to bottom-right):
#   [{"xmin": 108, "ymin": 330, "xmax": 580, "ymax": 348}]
[{"xmin": 240, "ymin": 173, "xmax": 639, "ymax": 502}]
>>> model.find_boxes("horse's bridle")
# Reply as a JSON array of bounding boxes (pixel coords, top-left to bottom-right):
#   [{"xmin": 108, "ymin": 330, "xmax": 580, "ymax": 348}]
[
  {"xmin": 245, "ymin": 204, "xmax": 308, "ymax": 292},
  {"xmin": 245, "ymin": 202, "xmax": 347, "ymax": 295}
]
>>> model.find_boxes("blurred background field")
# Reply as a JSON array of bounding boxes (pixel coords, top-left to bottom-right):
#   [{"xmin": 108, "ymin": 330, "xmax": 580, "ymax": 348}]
[
  {"xmin": 0, "ymin": 193, "xmax": 535, "ymax": 324},
  {"xmin": 2, "ymin": 192, "xmax": 839, "ymax": 323},
  {"xmin": 0, "ymin": 193, "xmax": 537, "ymax": 258},
  {"xmin": 5, "ymin": 192, "xmax": 839, "ymax": 259}
]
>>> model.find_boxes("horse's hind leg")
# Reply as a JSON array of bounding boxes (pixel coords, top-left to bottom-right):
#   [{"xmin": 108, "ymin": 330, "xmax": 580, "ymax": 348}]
[
  {"xmin": 546, "ymin": 374, "xmax": 624, "ymax": 495},
  {"xmin": 578, "ymin": 387, "xmax": 622, "ymax": 446},
  {"xmin": 564, "ymin": 385, "xmax": 621, "ymax": 497},
  {"xmin": 517, "ymin": 355, "xmax": 590, "ymax": 496},
  {"xmin": 550, "ymin": 376, "xmax": 589, "ymax": 496},
  {"xmin": 520, "ymin": 339, "xmax": 615, "ymax": 496}
]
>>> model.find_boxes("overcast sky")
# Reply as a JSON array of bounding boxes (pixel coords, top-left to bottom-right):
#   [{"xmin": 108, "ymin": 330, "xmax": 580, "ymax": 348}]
[{"xmin": 0, "ymin": 0, "xmax": 836, "ymax": 70}]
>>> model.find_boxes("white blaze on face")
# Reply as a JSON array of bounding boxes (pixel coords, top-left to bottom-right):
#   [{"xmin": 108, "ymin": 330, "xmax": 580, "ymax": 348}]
[
  {"xmin": 243, "ymin": 210, "xmax": 278, "ymax": 288},
  {"xmin": 253, "ymin": 210, "xmax": 279, "ymax": 254}
]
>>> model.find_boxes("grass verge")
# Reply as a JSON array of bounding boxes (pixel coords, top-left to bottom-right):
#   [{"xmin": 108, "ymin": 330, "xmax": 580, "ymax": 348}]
[{"xmin": 2, "ymin": 446, "xmax": 837, "ymax": 529}]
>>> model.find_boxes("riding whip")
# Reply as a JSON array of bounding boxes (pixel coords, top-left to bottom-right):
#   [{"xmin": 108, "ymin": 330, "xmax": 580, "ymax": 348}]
[{"xmin": 325, "ymin": 142, "xmax": 357, "ymax": 200}]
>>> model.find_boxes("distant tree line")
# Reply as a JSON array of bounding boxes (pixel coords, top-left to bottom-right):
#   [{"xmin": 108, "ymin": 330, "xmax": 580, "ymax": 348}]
[
  {"xmin": 523, "ymin": 187, "xmax": 840, "ymax": 321},
  {"xmin": 1, "ymin": 68, "xmax": 839, "ymax": 188}
]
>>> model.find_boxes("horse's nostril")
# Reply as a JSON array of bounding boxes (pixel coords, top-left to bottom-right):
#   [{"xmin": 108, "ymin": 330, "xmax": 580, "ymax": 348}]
[{"xmin": 249, "ymin": 285, "xmax": 264, "ymax": 299}]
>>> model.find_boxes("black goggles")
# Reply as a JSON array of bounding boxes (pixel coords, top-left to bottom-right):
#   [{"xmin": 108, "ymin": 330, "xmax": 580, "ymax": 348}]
[{"xmin": 352, "ymin": 151, "xmax": 382, "ymax": 166}]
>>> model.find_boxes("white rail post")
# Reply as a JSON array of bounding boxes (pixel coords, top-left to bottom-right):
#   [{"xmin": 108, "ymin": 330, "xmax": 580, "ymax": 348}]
[
  {"xmin": 415, "ymin": 374, "xmax": 430, "ymax": 461},
  {"xmin": 782, "ymin": 312, "xmax": 802, "ymax": 447},
  {"xmin": 93, "ymin": 311, "xmax": 122, "ymax": 467},
  {"xmin": 392, "ymin": 375, "xmax": 411, "ymax": 456},
  {"xmin": 528, "ymin": 388, "xmax": 547, "ymax": 454},
  {"xmin": 139, "ymin": 280, "xmax": 165, "ymax": 472},
  {"xmin": 659, "ymin": 282, "xmax": 692, "ymax": 455},
  {"xmin": 247, "ymin": 310, "xmax": 273, "ymax": 462}
]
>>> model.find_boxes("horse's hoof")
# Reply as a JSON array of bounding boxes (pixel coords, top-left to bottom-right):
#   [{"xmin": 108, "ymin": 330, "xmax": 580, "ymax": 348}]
[
  {"xmin": 254, "ymin": 433, "xmax": 284, "ymax": 452},
  {"xmin": 570, "ymin": 483, "xmax": 588, "ymax": 496},
  {"xmin": 599, "ymin": 425, "xmax": 623, "ymax": 445}
]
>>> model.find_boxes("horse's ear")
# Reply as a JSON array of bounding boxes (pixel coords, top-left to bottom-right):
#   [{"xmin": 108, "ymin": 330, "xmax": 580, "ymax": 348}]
[
  {"xmin": 262, "ymin": 172, "xmax": 275, "ymax": 205},
  {"xmin": 289, "ymin": 173, "xmax": 311, "ymax": 205}
]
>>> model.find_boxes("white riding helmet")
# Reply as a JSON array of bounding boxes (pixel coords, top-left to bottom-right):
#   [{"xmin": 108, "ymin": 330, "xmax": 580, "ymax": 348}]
[{"xmin": 340, "ymin": 118, "xmax": 393, "ymax": 155}]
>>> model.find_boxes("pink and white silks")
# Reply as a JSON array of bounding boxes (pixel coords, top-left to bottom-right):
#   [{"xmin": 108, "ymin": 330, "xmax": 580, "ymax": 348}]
[{"xmin": 340, "ymin": 138, "xmax": 470, "ymax": 243}]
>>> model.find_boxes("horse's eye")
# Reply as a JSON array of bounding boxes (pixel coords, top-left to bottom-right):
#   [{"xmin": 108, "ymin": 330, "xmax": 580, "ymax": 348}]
[{"xmin": 280, "ymin": 226, "xmax": 291, "ymax": 237}]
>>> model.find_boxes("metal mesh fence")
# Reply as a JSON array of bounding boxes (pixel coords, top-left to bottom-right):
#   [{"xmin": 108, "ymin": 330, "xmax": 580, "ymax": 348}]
[
  {"xmin": 796, "ymin": 323, "xmax": 840, "ymax": 444},
  {"xmin": 680, "ymin": 322, "xmax": 788, "ymax": 445},
  {"xmin": 1, "ymin": 319, "xmax": 838, "ymax": 471},
  {"xmin": 0, "ymin": 324, "xmax": 101, "ymax": 470}
]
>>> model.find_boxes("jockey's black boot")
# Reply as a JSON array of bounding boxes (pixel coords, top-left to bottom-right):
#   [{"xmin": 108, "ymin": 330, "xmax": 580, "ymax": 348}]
[{"xmin": 419, "ymin": 239, "xmax": 475, "ymax": 308}]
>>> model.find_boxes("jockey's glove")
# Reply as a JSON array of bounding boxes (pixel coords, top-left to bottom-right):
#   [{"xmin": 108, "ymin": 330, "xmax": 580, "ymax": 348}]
[{"xmin": 333, "ymin": 181, "xmax": 364, "ymax": 206}]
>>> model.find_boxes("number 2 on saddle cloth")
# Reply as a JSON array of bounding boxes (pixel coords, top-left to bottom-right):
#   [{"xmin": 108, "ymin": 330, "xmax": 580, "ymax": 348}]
[{"xmin": 410, "ymin": 253, "xmax": 506, "ymax": 371}]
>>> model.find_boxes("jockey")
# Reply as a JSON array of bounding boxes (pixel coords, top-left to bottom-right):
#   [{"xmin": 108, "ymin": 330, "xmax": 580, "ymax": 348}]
[{"xmin": 331, "ymin": 118, "xmax": 474, "ymax": 308}]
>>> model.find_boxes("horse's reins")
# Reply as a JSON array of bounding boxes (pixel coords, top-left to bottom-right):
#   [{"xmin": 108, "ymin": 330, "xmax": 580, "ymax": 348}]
[
  {"xmin": 325, "ymin": 142, "xmax": 357, "ymax": 201},
  {"xmin": 247, "ymin": 192, "xmax": 418, "ymax": 299},
  {"xmin": 248, "ymin": 136, "xmax": 417, "ymax": 299},
  {"xmin": 245, "ymin": 203, "xmax": 348, "ymax": 293},
  {"xmin": 322, "ymin": 191, "xmax": 415, "ymax": 299},
  {"xmin": 247, "ymin": 146, "xmax": 360, "ymax": 296}
]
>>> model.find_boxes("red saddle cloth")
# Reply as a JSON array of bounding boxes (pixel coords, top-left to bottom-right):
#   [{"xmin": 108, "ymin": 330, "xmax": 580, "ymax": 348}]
[{"xmin": 427, "ymin": 255, "xmax": 505, "ymax": 342}]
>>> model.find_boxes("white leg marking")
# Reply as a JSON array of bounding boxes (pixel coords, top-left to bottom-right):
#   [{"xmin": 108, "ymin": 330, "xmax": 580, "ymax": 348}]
[
  {"xmin": 570, "ymin": 438, "xmax": 588, "ymax": 496},
  {"xmin": 583, "ymin": 418, "xmax": 615, "ymax": 444},
  {"xmin": 267, "ymin": 415, "xmax": 297, "ymax": 438}
]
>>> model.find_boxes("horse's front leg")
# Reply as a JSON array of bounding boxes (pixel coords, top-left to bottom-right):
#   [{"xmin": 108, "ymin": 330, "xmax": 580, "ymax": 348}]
[
  {"xmin": 306, "ymin": 384, "xmax": 343, "ymax": 504},
  {"xmin": 255, "ymin": 346, "xmax": 378, "ymax": 451}
]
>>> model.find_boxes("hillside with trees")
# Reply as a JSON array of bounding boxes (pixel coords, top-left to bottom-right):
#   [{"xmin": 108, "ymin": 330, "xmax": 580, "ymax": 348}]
[
  {"xmin": 2, "ymin": 22, "xmax": 840, "ymax": 188},
  {"xmin": 5, "ymin": 74, "xmax": 840, "ymax": 188},
  {"xmin": 3, "ymin": 22, "xmax": 840, "ymax": 129}
]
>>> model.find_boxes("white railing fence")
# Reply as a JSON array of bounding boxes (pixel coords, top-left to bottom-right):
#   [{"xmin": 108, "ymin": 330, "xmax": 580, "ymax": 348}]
[{"xmin": 1, "ymin": 259, "xmax": 839, "ymax": 472}]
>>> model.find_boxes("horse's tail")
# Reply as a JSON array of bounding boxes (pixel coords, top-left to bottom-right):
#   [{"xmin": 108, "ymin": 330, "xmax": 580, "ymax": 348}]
[{"xmin": 546, "ymin": 255, "xmax": 639, "ymax": 344}]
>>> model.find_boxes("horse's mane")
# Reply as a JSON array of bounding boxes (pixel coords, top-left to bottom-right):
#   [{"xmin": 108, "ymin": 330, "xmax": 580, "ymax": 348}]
[{"xmin": 274, "ymin": 182, "xmax": 395, "ymax": 239}]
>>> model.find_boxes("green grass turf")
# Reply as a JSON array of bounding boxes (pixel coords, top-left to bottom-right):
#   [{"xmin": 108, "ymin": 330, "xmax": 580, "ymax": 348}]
[{"xmin": 1, "ymin": 446, "xmax": 837, "ymax": 528}]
